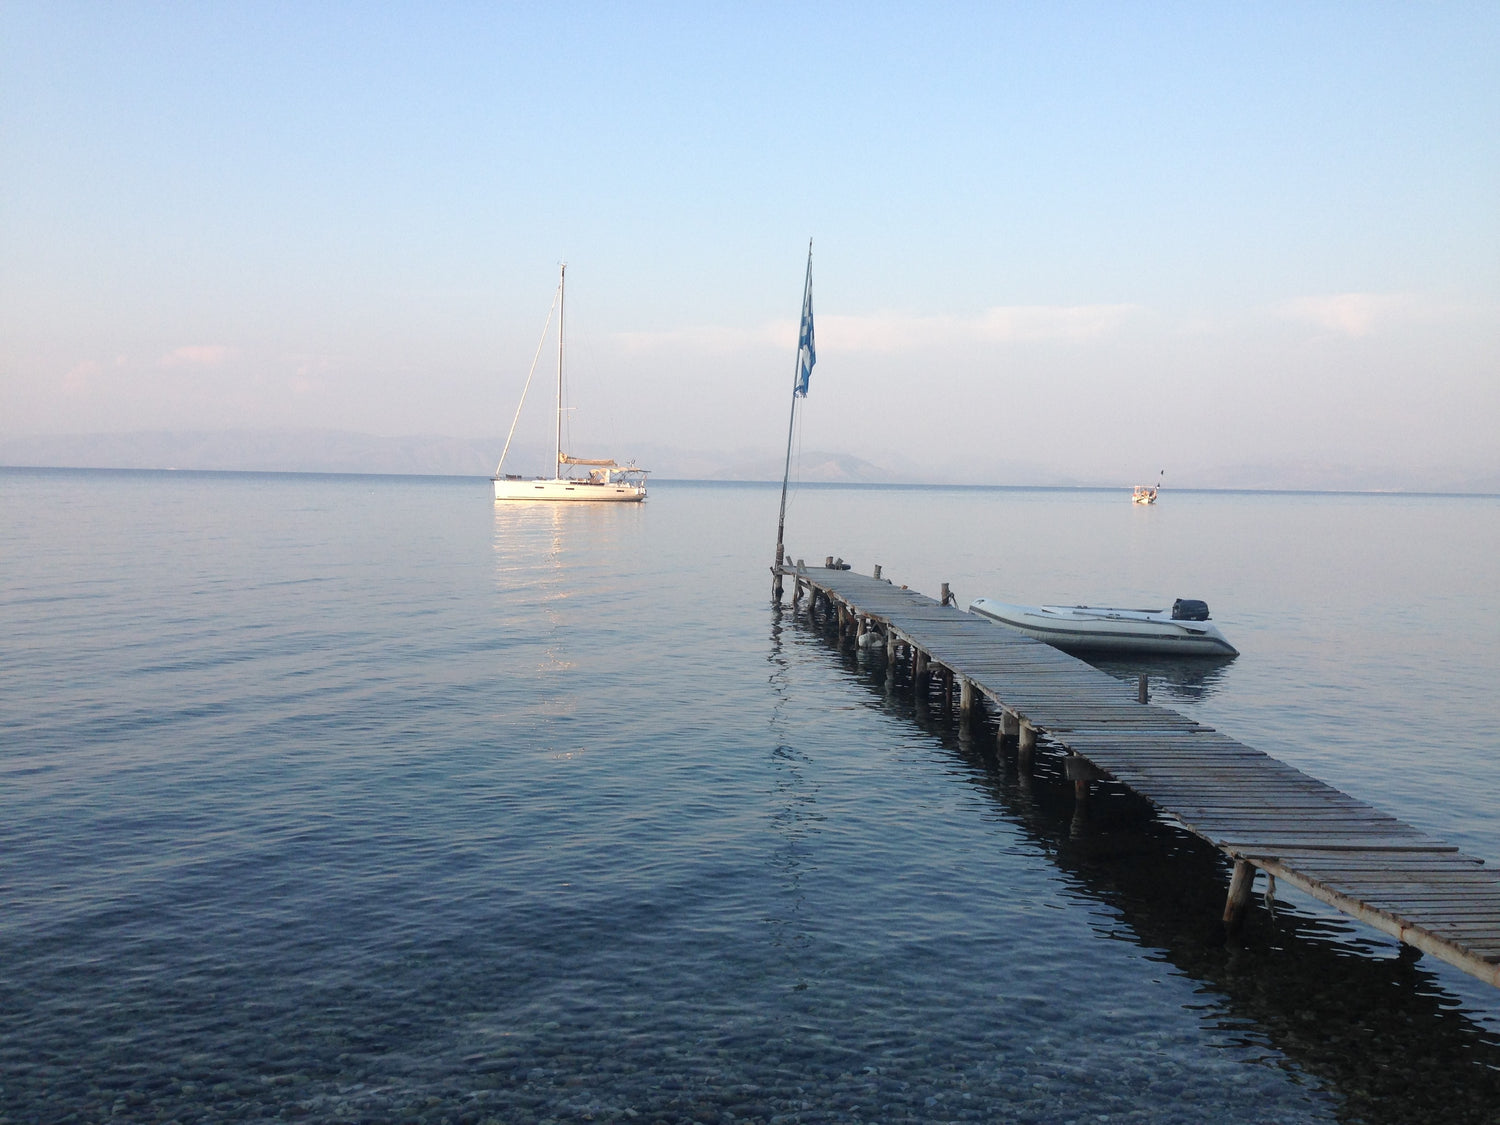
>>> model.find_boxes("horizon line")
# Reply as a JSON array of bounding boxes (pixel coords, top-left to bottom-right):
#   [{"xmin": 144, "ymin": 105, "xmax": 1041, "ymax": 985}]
[{"xmin": 3, "ymin": 463, "xmax": 1496, "ymax": 501}]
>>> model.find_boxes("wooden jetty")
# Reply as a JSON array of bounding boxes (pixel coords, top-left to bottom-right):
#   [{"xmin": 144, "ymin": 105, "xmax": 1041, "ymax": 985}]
[{"xmin": 778, "ymin": 559, "xmax": 1500, "ymax": 990}]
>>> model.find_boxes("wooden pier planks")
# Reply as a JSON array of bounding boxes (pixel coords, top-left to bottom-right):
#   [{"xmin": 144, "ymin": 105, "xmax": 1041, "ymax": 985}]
[{"xmin": 783, "ymin": 563, "xmax": 1500, "ymax": 988}]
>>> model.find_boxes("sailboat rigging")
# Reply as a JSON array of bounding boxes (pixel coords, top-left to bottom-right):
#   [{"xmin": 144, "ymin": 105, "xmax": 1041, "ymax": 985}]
[{"xmin": 492, "ymin": 263, "xmax": 648, "ymax": 502}]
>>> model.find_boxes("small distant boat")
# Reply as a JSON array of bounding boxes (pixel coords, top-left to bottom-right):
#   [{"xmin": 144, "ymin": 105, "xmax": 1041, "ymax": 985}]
[
  {"xmin": 969, "ymin": 597, "xmax": 1238, "ymax": 657},
  {"xmin": 492, "ymin": 263, "xmax": 648, "ymax": 503},
  {"xmin": 1132, "ymin": 469, "xmax": 1164, "ymax": 505}
]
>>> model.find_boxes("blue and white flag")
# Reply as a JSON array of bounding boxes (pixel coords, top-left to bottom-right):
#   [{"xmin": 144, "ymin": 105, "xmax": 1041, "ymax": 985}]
[{"xmin": 794, "ymin": 249, "xmax": 815, "ymax": 397}]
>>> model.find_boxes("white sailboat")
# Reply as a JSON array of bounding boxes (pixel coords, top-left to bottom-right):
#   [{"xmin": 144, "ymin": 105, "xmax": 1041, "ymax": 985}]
[{"xmin": 492, "ymin": 264, "xmax": 648, "ymax": 503}]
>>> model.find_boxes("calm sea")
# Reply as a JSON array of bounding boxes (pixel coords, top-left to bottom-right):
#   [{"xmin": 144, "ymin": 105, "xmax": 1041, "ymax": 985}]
[{"xmin": 3, "ymin": 468, "xmax": 1499, "ymax": 1124}]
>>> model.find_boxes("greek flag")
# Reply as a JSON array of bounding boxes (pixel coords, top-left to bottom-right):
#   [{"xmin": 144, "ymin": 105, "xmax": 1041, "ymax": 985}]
[{"xmin": 794, "ymin": 248, "xmax": 815, "ymax": 397}]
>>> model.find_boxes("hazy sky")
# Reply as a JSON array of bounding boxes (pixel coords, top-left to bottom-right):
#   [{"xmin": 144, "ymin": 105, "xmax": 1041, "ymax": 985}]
[{"xmin": 3, "ymin": 2, "xmax": 1497, "ymax": 483}]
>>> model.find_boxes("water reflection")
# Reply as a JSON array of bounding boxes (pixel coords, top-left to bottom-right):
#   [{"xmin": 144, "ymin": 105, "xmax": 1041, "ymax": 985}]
[
  {"xmin": 765, "ymin": 608, "xmax": 820, "ymax": 993},
  {"xmin": 490, "ymin": 499, "xmax": 648, "ymax": 687},
  {"xmin": 793, "ymin": 604, "xmax": 1500, "ymax": 1125},
  {"xmin": 491, "ymin": 495, "xmax": 644, "ymax": 571},
  {"xmin": 1086, "ymin": 653, "xmax": 1237, "ymax": 704}
]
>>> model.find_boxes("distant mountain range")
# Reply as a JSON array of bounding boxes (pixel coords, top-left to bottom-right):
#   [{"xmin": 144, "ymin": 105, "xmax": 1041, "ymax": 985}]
[
  {"xmin": 0, "ymin": 429, "xmax": 502, "ymax": 478},
  {"xmin": 0, "ymin": 430, "xmax": 912, "ymax": 484},
  {"xmin": 2, "ymin": 429, "xmax": 1495, "ymax": 494}
]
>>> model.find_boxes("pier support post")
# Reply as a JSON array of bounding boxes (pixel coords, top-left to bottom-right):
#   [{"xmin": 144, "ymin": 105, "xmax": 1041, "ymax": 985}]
[
  {"xmin": 998, "ymin": 710, "xmax": 1020, "ymax": 747},
  {"xmin": 1066, "ymin": 758, "xmax": 1097, "ymax": 838},
  {"xmin": 1223, "ymin": 859, "xmax": 1256, "ymax": 933},
  {"xmin": 1137, "ymin": 674, "xmax": 1149, "ymax": 704},
  {"xmin": 940, "ymin": 582, "xmax": 954, "ymax": 607},
  {"xmin": 913, "ymin": 650, "xmax": 930, "ymax": 696},
  {"xmin": 1065, "ymin": 756, "xmax": 1104, "ymax": 800},
  {"xmin": 1018, "ymin": 721, "xmax": 1037, "ymax": 768},
  {"xmin": 873, "ymin": 564, "xmax": 882, "ymax": 580},
  {"xmin": 959, "ymin": 678, "xmax": 975, "ymax": 718}
]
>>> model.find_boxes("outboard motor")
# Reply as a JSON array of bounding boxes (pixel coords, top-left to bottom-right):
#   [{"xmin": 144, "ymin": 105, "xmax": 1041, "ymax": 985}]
[{"xmin": 1171, "ymin": 598, "xmax": 1210, "ymax": 621}]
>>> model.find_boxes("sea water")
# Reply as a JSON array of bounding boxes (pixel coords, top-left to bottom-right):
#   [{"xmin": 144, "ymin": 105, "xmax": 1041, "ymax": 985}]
[{"xmin": 3, "ymin": 469, "xmax": 1499, "ymax": 1124}]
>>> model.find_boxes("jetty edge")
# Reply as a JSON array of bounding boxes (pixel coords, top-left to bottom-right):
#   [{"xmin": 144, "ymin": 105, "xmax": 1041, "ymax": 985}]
[{"xmin": 775, "ymin": 557, "xmax": 1500, "ymax": 990}]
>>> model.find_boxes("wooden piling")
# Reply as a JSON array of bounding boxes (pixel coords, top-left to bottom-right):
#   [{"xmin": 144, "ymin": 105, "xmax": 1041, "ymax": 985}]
[
  {"xmin": 1223, "ymin": 859, "xmax": 1256, "ymax": 932},
  {"xmin": 1065, "ymin": 756, "xmax": 1104, "ymax": 801},
  {"xmin": 1018, "ymin": 720, "xmax": 1037, "ymax": 768}
]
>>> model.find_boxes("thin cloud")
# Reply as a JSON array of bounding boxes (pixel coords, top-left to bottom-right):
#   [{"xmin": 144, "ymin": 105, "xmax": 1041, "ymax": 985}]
[
  {"xmin": 1277, "ymin": 293, "xmax": 1423, "ymax": 337},
  {"xmin": 161, "ymin": 345, "xmax": 232, "ymax": 367},
  {"xmin": 62, "ymin": 359, "xmax": 104, "ymax": 392},
  {"xmin": 830, "ymin": 305, "xmax": 1139, "ymax": 352},
  {"xmin": 617, "ymin": 304, "xmax": 1139, "ymax": 356},
  {"xmin": 616, "ymin": 323, "xmax": 786, "ymax": 354}
]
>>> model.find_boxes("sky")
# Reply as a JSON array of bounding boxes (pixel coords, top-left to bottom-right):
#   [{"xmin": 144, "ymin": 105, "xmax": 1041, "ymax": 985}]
[{"xmin": 2, "ymin": 2, "xmax": 1497, "ymax": 486}]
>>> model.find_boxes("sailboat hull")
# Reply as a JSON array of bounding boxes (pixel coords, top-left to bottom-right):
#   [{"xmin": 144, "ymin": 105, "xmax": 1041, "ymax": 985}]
[{"xmin": 492, "ymin": 478, "xmax": 646, "ymax": 502}]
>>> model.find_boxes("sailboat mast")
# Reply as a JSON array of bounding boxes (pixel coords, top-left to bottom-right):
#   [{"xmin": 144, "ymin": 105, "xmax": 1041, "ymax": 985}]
[{"xmin": 555, "ymin": 263, "xmax": 566, "ymax": 480}]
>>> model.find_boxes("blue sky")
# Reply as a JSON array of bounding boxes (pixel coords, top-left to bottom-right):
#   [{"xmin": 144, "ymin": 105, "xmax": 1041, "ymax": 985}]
[{"xmin": 3, "ymin": 2, "xmax": 1497, "ymax": 484}]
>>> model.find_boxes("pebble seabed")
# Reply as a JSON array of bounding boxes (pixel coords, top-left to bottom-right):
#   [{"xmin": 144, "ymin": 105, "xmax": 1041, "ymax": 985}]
[{"xmin": 4, "ymin": 1030, "xmax": 1323, "ymax": 1125}]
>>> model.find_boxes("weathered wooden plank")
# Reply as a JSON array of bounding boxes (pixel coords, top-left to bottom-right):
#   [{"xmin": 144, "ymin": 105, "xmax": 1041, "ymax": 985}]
[
  {"xmin": 1270, "ymin": 856, "xmax": 1487, "ymax": 870},
  {"xmin": 1192, "ymin": 822, "xmax": 1424, "ymax": 838},
  {"xmin": 1363, "ymin": 909, "xmax": 1500, "ymax": 924},
  {"xmin": 1344, "ymin": 889, "xmax": 1500, "ymax": 905},
  {"xmin": 1153, "ymin": 799, "xmax": 1387, "ymax": 815},
  {"xmin": 1231, "ymin": 841, "xmax": 1460, "ymax": 854},
  {"xmin": 1321, "ymin": 877, "xmax": 1500, "ymax": 892}
]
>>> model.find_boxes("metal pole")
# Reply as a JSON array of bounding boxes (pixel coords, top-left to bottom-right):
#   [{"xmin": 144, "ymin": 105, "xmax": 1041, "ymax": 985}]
[{"xmin": 773, "ymin": 241, "xmax": 812, "ymax": 598}]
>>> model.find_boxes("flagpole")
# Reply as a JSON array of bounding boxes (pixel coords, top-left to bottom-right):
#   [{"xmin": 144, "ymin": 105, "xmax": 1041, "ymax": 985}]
[{"xmin": 773, "ymin": 239, "xmax": 813, "ymax": 601}]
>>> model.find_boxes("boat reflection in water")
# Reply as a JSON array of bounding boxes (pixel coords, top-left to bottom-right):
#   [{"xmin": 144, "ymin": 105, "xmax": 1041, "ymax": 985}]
[{"xmin": 1087, "ymin": 653, "xmax": 1237, "ymax": 704}]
